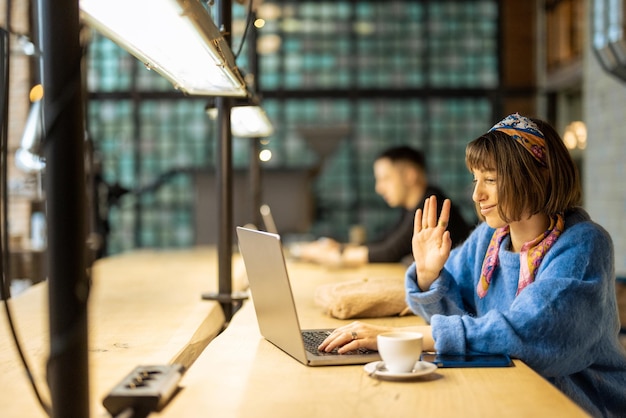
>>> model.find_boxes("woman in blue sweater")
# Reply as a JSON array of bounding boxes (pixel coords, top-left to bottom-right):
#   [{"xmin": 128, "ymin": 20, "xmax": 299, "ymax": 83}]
[{"xmin": 319, "ymin": 113, "xmax": 626, "ymax": 417}]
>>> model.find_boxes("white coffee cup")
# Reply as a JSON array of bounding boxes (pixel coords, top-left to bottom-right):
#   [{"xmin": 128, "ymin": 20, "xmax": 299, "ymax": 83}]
[{"xmin": 377, "ymin": 331, "xmax": 423, "ymax": 373}]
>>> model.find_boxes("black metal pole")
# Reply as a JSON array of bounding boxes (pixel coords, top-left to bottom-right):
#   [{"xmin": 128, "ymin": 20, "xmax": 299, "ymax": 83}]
[
  {"xmin": 247, "ymin": 8, "xmax": 262, "ymax": 228},
  {"xmin": 38, "ymin": 0, "xmax": 90, "ymax": 416},
  {"xmin": 250, "ymin": 139, "xmax": 261, "ymax": 227},
  {"xmin": 0, "ymin": 27, "xmax": 10, "ymax": 301},
  {"xmin": 216, "ymin": 93, "xmax": 233, "ymax": 320},
  {"xmin": 202, "ymin": 0, "xmax": 236, "ymax": 321},
  {"xmin": 1, "ymin": 0, "xmax": 10, "ymax": 299},
  {"xmin": 131, "ymin": 62, "xmax": 142, "ymax": 249}
]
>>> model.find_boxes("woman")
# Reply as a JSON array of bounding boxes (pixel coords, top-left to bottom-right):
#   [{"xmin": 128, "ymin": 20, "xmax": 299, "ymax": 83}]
[{"xmin": 319, "ymin": 113, "xmax": 626, "ymax": 417}]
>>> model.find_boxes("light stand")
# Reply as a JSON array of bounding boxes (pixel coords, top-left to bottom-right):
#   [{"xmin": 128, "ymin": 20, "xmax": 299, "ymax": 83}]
[
  {"xmin": 246, "ymin": 9, "xmax": 264, "ymax": 229},
  {"xmin": 201, "ymin": 0, "xmax": 245, "ymax": 321},
  {"xmin": 201, "ymin": 1, "xmax": 274, "ymax": 320},
  {"xmin": 0, "ymin": 27, "xmax": 9, "ymax": 302},
  {"xmin": 37, "ymin": 0, "xmax": 90, "ymax": 416}
]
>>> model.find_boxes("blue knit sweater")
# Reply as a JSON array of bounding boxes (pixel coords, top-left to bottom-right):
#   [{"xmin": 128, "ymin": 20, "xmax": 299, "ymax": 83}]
[{"xmin": 406, "ymin": 208, "xmax": 626, "ymax": 417}]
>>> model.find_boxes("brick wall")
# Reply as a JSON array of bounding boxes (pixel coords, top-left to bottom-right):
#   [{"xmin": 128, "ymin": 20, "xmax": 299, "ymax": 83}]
[
  {"xmin": 1, "ymin": 0, "xmax": 37, "ymax": 247},
  {"xmin": 582, "ymin": 3, "xmax": 626, "ymax": 340},
  {"xmin": 583, "ymin": 31, "xmax": 626, "ymax": 280}
]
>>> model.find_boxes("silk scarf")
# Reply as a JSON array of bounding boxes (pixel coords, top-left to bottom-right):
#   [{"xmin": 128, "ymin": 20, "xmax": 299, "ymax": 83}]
[{"xmin": 477, "ymin": 214, "xmax": 565, "ymax": 298}]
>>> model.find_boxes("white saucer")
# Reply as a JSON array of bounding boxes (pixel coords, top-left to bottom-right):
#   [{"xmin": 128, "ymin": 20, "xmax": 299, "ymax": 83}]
[{"xmin": 364, "ymin": 361, "xmax": 437, "ymax": 380}]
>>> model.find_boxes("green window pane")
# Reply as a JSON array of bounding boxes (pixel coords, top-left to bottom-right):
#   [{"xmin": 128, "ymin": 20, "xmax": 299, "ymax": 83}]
[{"xmin": 88, "ymin": 0, "xmax": 499, "ymax": 253}]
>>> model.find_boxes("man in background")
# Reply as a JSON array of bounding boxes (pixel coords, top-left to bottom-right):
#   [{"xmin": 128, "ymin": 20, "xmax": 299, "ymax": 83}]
[{"xmin": 298, "ymin": 145, "xmax": 473, "ymax": 266}]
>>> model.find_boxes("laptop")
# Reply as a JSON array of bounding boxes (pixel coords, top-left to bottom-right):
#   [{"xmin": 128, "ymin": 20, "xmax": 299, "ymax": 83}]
[{"xmin": 236, "ymin": 226, "xmax": 381, "ymax": 366}]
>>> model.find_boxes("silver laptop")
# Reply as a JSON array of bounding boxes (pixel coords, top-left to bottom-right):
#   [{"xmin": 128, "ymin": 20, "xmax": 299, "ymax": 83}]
[{"xmin": 236, "ymin": 226, "xmax": 380, "ymax": 366}]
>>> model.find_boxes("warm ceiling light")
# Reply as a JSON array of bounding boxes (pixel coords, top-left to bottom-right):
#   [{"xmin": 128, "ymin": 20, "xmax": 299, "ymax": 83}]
[
  {"xmin": 563, "ymin": 130, "xmax": 577, "ymax": 150},
  {"xmin": 564, "ymin": 121, "xmax": 588, "ymax": 150},
  {"xmin": 80, "ymin": 0, "xmax": 248, "ymax": 96},
  {"xmin": 257, "ymin": 3, "xmax": 282, "ymax": 20},
  {"xmin": 257, "ymin": 34, "xmax": 281, "ymax": 55},
  {"xmin": 29, "ymin": 84, "xmax": 44, "ymax": 102}
]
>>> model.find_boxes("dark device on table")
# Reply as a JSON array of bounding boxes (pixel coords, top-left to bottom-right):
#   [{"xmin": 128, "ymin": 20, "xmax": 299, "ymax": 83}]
[{"xmin": 421, "ymin": 352, "xmax": 512, "ymax": 368}]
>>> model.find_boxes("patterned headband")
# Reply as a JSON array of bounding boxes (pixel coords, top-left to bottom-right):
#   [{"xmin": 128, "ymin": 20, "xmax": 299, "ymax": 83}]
[{"xmin": 489, "ymin": 113, "xmax": 547, "ymax": 167}]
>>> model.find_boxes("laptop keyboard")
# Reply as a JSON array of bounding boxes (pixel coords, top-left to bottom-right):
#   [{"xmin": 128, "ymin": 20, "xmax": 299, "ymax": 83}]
[{"xmin": 302, "ymin": 330, "xmax": 376, "ymax": 356}]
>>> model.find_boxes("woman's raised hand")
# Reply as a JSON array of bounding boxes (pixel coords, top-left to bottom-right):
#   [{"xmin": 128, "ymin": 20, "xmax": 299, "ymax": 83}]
[{"xmin": 412, "ymin": 196, "xmax": 452, "ymax": 290}]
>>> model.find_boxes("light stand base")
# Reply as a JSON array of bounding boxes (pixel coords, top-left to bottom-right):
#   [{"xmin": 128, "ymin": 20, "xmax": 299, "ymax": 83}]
[{"xmin": 201, "ymin": 291, "xmax": 248, "ymax": 320}]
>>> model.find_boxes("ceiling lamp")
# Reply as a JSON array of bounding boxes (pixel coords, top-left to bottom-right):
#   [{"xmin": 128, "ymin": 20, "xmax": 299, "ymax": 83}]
[
  {"xmin": 80, "ymin": 0, "xmax": 248, "ymax": 96},
  {"xmin": 230, "ymin": 105, "xmax": 274, "ymax": 138},
  {"xmin": 206, "ymin": 99, "xmax": 274, "ymax": 138},
  {"xmin": 592, "ymin": 0, "xmax": 626, "ymax": 82}
]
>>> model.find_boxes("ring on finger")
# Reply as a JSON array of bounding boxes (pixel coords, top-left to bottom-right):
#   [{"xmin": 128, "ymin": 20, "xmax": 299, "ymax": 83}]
[{"xmin": 351, "ymin": 331, "xmax": 358, "ymax": 340}]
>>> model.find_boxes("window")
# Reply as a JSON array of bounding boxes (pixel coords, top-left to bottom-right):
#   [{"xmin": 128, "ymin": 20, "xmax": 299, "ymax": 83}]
[{"xmin": 87, "ymin": 1, "xmax": 499, "ymax": 253}]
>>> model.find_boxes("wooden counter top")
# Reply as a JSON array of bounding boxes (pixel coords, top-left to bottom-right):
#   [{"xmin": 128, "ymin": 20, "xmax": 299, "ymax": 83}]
[
  {"xmin": 0, "ymin": 247, "xmax": 228, "ymax": 418},
  {"xmin": 157, "ymin": 259, "xmax": 590, "ymax": 418},
  {"xmin": 0, "ymin": 250, "xmax": 590, "ymax": 417}
]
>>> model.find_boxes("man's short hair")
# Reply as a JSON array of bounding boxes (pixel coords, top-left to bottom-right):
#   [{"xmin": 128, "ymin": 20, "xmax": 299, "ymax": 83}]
[{"xmin": 375, "ymin": 145, "xmax": 427, "ymax": 172}]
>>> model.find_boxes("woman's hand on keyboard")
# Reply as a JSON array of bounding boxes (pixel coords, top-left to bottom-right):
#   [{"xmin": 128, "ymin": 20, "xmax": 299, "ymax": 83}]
[{"xmin": 318, "ymin": 322, "xmax": 392, "ymax": 354}]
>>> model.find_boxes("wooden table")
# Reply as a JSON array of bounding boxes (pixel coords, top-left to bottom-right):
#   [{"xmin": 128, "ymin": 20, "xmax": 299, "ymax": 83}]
[
  {"xmin": 157, "ymin": 259, "xmax": 590, "ymax": 418},
  {"xmin": 0, "ymin": 247, "xmax": 230, "ymax": 418}
]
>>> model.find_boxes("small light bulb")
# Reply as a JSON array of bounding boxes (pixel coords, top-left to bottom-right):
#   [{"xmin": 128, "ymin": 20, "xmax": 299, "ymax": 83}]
[
  {"xmin": 29, "ymin": 84, "xmax": 44, "ymax": 102},
  {"xmin": 259, "ymin": 149, "xmax": 272, "ymax": 162}
]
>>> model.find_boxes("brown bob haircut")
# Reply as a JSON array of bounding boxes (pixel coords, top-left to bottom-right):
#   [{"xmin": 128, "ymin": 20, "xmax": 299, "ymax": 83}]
[{"xmin": 465, "ymin": 116, "xmax": 581, "ymax": 223}]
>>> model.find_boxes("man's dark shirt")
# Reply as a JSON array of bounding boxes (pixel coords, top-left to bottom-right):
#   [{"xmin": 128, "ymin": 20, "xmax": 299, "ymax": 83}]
[{"xmin": 367, "ymin": 186, "xmax": 474, "ymax": 263}]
